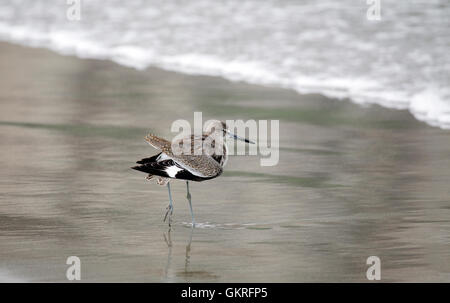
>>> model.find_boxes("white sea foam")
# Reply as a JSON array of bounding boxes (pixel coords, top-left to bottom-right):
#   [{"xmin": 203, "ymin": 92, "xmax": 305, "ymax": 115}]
[{"xmin": 0, "ymin": 0, "xmax": 449, "ymax": 129}]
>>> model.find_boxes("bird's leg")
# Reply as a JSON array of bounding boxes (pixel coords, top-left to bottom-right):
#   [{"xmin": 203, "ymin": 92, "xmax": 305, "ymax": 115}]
[
  {"xmin": 186, "ymin": 181, "xmax": 195, "ymax": 227},
  {"xmin": 164, "ymin": 182, "xmax": 174, "ymax": 227}
]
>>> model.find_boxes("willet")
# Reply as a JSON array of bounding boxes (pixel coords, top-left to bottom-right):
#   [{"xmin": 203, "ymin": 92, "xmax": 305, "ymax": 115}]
[{"xmin": 132, "ymin": 120, "xmax": 254, "ymax": 227}]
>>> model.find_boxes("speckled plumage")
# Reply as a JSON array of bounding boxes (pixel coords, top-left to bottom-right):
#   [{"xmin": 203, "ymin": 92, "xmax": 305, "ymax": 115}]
[{"xmin": 136, "ymin": 126, "xmax": 226, "ymax": 181}]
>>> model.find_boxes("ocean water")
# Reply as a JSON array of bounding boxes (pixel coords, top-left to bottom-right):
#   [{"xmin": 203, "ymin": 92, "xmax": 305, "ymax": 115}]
[{"xmin": 0, "ymin": 0, "xmax": 449, "ymax": 129}]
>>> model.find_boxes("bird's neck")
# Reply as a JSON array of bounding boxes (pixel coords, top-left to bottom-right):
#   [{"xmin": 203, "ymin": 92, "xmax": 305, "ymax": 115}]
[{"xmin": 222, "ymin": 141, "xmax": 228, "ymax": 167}]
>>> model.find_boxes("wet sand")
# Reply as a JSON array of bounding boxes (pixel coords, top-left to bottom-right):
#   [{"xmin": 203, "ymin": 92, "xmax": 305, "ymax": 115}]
[{"xmin": 0, "ymin": 42, "xmax": 449, "ymax": 282}]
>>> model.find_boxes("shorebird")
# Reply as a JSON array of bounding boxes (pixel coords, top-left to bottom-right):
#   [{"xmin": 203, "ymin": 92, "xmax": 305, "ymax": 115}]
[{"xmin": 132, "ymin": 120, "xmax": 254, "ymax": 227}]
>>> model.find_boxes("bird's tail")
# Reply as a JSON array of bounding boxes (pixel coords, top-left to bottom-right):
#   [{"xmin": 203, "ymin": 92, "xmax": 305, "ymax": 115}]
[
  {"xmin": 131, "ymin": 153, "xmax": 161, "ymax": 173},
  {"xmin": 145, "ymin": 134, "xmax": 172, "ymax": 154},
  {"xmin": 131, "ymin": 165, "xmax": 150, "ymax": 173}
]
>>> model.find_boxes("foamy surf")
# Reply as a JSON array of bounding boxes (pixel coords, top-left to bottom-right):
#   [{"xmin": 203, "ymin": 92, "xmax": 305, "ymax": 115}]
[{"xmin": 0, "ymin": 0, "xmax": 448, "ymax": 129}]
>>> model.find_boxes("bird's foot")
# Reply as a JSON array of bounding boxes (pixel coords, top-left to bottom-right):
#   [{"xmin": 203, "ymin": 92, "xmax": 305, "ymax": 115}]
[{"xmin": 190, "ymin": 218, "xmax": 196, "ymax": 228}]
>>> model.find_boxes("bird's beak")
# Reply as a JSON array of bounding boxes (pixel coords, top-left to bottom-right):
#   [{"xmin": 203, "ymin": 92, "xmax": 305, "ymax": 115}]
[{"xmin": 226, "ymin": 131, "xmax": 255, "ymax": 144}]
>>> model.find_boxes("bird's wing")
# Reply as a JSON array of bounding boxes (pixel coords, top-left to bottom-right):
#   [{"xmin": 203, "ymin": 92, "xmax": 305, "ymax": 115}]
[
  {"xmin": 144, "ymin": 134, "xmax": 172, "ymax": 154},
  {"xmin": 132, "ymin": 152, "xmax": 220, "ymax": 181},
  {"xmin": 144, "ymin": 133, "xmax": 223, "ymax": 178},
  {"xmin": 172, "ymin": 134, "xmax": 203, "ymax": 155},
  {"xmin": 132, "ymin": 157, "xmax": 183, "ymax": 178},
  {"xmin": 170, "ymin": 154, "xmax": 223, "ymax": 178}
]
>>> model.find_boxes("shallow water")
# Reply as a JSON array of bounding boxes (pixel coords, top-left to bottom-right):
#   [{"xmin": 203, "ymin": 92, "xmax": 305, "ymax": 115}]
[{"xmin": 0, "ymin": 43, "xmax": 450, "ymax": 282}]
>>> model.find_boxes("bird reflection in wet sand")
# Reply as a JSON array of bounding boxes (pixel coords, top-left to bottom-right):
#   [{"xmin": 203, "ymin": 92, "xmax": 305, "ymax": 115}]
[
  {"xmin": 164, "ymin": 227, "xmax": 219, "ymax": 280},
  {"xmin": 132, "ymin": 120, "xmax": 254, "ymax": 227},
  {"xmin": 163, "ymin": 226, "xmax": 194, "ymax": 280},
  {"xmin": 163, "ymin": 228, "xmax": 173, "ymax": 279}
]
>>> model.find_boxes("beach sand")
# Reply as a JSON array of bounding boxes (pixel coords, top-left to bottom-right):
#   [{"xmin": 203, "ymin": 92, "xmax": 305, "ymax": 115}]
[{"xmin": 0, "ymin": 42, "xmax": 450, "ymax": 282}]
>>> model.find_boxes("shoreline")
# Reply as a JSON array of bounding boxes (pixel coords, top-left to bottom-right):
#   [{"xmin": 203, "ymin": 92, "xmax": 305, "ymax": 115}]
[{"xmin": 0, "ymin": 40, "xmax": 445, "ymax": 131}]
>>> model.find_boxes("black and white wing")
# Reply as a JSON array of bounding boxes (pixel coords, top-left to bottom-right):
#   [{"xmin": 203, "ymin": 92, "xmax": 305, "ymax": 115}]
[{"xmin": 131, "ymin": 153, "xmax": 220, "ymax": 182}]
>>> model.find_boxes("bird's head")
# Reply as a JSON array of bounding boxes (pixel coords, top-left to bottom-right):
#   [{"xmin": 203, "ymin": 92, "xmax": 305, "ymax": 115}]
[{"xmin": 204, "ymin": 120, "xmax": 255, "ymax": 144}]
